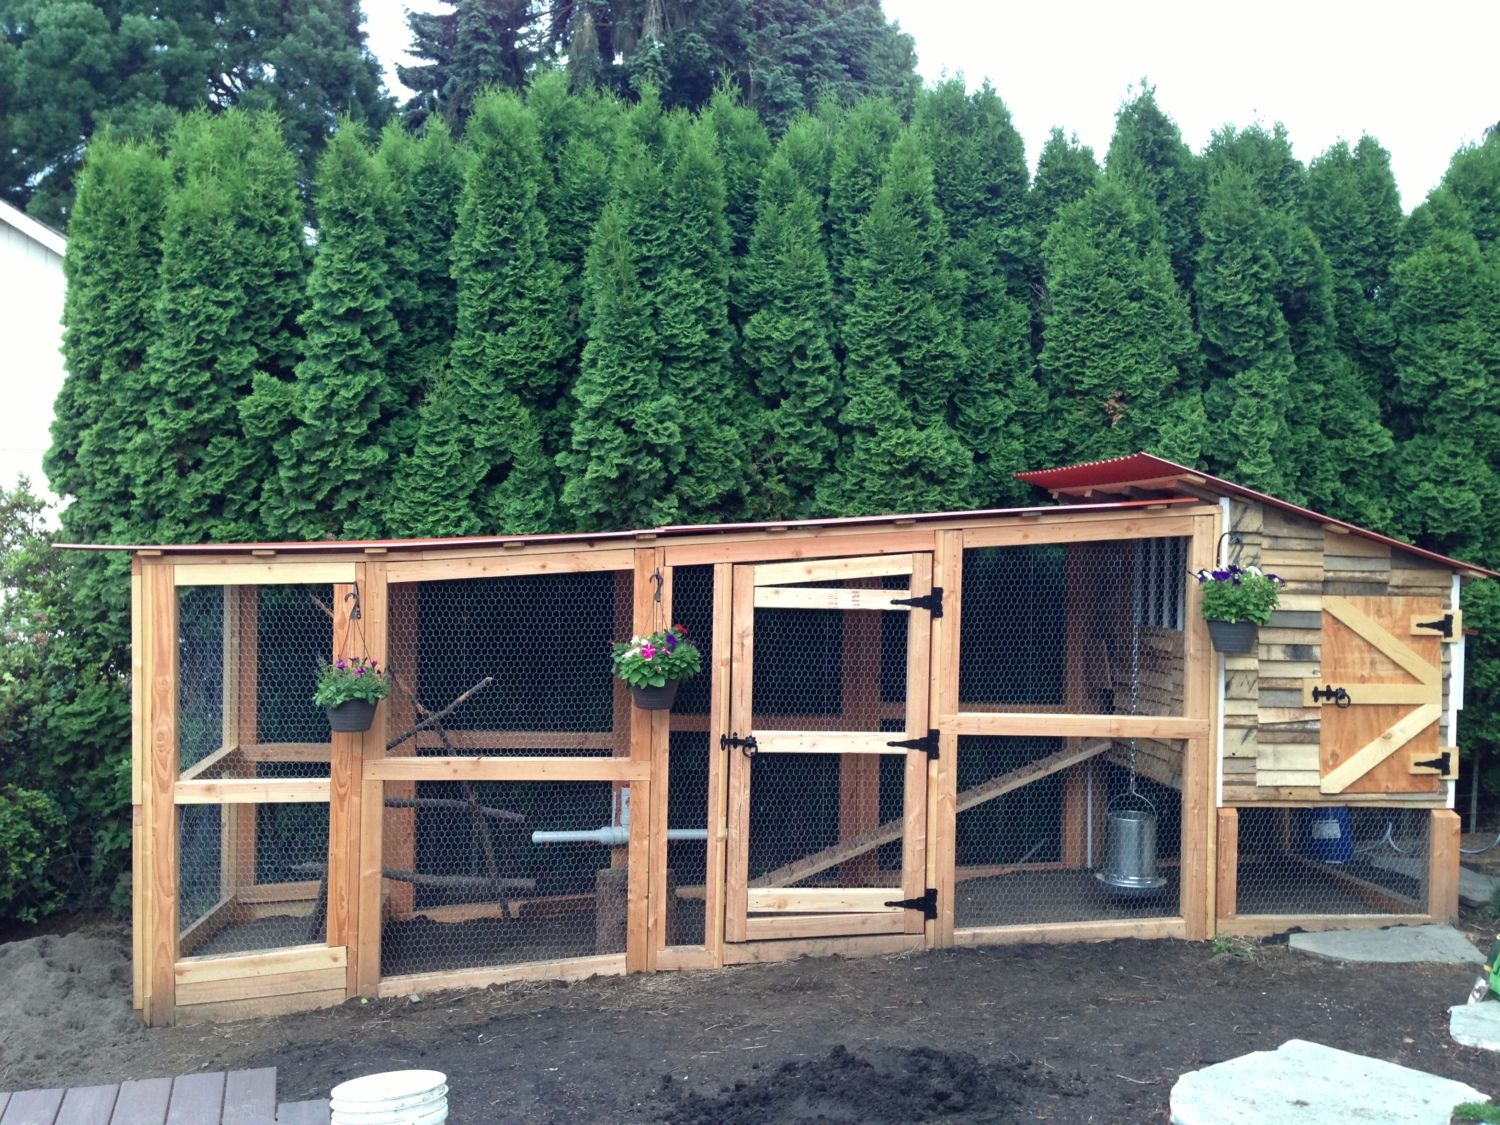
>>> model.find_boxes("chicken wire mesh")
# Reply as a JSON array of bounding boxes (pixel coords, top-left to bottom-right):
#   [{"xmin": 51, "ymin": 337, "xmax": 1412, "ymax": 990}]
[
  {"xmin": 384, "ymin": 573, "xmax": 627, "ymax": 757},
  {"xmin": 743, "ymin": 577, "xmax": 911, "ymax": 894},
  {"xmin": 665, "ymin": 565, "xmax": 715, "ymax": 947},
  {"xmin": 178, "ymin": 801, "xmax": 330, "ymax": 955},
  {"xmin": 379, "ymin": 780, "xmax": 630, "ymax": 977},
  {"xmin": 177, "ymin": 584, "xmax": 334, "ymax": 779},
  {"xmin": 953, "ymin": 736, "xmax": 1183, "ymax": 928},
  {"xmin": 959, "ymin": 539, "xmax": 1188, "ymax": 715},
  {"xmin": 1234, "ymin": 805, "xmax": 1431, "ymax": 917}
]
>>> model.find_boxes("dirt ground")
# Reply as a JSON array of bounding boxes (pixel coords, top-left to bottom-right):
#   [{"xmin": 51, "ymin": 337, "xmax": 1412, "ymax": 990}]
[{"xmin": 1, "ymin": 915, "xmax": 1496, "ymax": 1123}]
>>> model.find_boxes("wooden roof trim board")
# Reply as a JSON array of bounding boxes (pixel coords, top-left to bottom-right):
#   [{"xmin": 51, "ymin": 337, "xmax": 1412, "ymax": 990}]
[
  {"xmin": 1015, "ymin": 451, "xmax": 1498, "ymax": 579},
  {"xmin": 55, "ymin": 497, "xmax": 1202, "ymax": 557}
]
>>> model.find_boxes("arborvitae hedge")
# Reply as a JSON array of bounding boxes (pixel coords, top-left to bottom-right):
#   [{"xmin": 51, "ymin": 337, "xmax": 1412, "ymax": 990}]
[{"xmin": 33, "ymin": 85, "xmax": 1500, "ymax": 918}]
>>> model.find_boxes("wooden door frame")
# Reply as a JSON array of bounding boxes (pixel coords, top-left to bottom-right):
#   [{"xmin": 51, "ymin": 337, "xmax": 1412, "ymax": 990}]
[{"xmin": 723, "ymin": 553, "xmax": 934, "ymax": 944}]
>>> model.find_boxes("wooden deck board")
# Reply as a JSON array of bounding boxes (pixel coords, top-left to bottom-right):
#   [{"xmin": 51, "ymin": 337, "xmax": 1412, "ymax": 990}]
[
  {"xmin": 0, "ymin": 1089, "xmax": 65, "ymax": 1125},
  {"xmin": 164, "ymin": 1072, "xmax": 226, "ymax": 1125},
  {"xmin": 274, "ymin": 1101, "xmax": 330, "ymax": 1125},
  {"xmin": 108, "ymin": 1078, "xmax": 174, "ymax": 1125},
  {"xmin": 221, "ymin": 1070, "xmax": 277, "ymax": 1125},
  {"xmin": 1, "ymin": 1068, "xmax": 313, "ymax": 1125},
  {"xmin": 56, "ymin": 1085, "xmax": 122, "ymax": 1125}
]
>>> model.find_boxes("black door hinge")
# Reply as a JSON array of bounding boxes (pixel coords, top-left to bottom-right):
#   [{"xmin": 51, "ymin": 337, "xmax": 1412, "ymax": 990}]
[
  {"xmin": 1415, "ymin": 613, "xmax": 1454, "ymax": 638},
  {"xmin": 891, "ymin": 587, "xmax": 943, "ymax": 617},
  {"xmin": 885, "ymin": 887, "xmax": 938, "ymax": 919},
  {"xmin": 1413, "ymin": 749, "xmax": 1453, "ymax": 775},
  {"xmin": 720, "ymin": 732, "xmax": 759, "ymax": 757},
  {"xmin": 886, "ymin": 729, "xmax": 940, "ymax": 758}
]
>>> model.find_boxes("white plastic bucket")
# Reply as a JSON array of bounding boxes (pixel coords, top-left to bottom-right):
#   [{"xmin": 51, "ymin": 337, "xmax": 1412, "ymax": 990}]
[{"xmin": 329, "ymin": 1070, "xmax": 448, "ymax": 1125}]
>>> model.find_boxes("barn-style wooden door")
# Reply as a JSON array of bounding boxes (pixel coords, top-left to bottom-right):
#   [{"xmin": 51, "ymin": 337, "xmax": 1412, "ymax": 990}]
[
  {"xmin": 723, "ymin": 554, "xmax": 934, "ymax": 943},
  {"xmin": 1307, "ymin": 595, "xmax": 1455, "ymax": 794}
]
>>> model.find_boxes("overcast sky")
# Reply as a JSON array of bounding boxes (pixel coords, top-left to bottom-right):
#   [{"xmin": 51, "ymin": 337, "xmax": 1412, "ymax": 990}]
[{"xmin": 363, "ymin": 0, "xmax": 1499, "ymax": 212}]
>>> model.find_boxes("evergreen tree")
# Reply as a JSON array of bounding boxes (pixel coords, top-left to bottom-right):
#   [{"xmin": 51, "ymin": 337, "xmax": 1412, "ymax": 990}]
[
  {"xmin": 1388, "ymin": 223, "xmax": 1500, "ymax": 555},
  {"xmin": 915, "ymin": 79, "xmax": 1041, "ymax": 504},
  {"xmin": 46, "ymin": 135, "xmax": 168, "ymax": 541},
  {"xmin": 1305, "ymin": 137, "xmax": 1402, "ymax": 387},
  {"xmin": 377, "ymin": 118, "xmax": 466, "ymax": 454},
  {"xmin": 705, "ymin": 87, "xmax": 772, "ymax": 263},
  {"xmin": 1030, "ymin": 128, "xmax": 1100, "ymax": 236},
  {"xmin": 442, "ymin": 90, "xmax": 567, "ymax": 531},
  {"xmin": 1039, "ymin": 178, "xmax": 1203, "ymax": 464},
  {"xmin": 658, "ymin": 110, "xmax": 746, "ymax": 518},
  {"xmin": 740, "ymin": 150, "xmax": 840, "ymax": 517},
  {"xmin": 1194, "ymin": 166, "xmax": 1297, "ymax": 494},
  {"xmin": 553, "ymin": 0, "xmax": 919, "ymax": 127},
  {"xmin": 826, "ymin": 131, "xmax": 972, "ymax": 514},
  {"xmin": 398, "ymin": 0, "xmax": 541, "ymax": 129},
  {"xmin": 1106, "ymin": 85, "xmax": 1204, "ymax": 290},
  {"xmin": 776, "ymin": 106, "xmax": 837, "ymax": 210},
  {"xmin": 135, "ymin": 111, "xmax": 307, "ymax": 542},
  {"xmin": 2, "ymin": 0, "xmax": 389, "ymax": 227},
  {"xmin": 562, "ymin": 120, "xmax": 686, "ymax": 528},
  {"xmin": 270, "ymin": 125, "xmax": 399, "ymax": 540},
  {"xmin": 827, "ymin": 98, "xmax": 903, "ymax": 310}
]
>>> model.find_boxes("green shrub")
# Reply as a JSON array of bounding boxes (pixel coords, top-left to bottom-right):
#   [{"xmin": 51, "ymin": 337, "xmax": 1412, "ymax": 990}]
[
  {"xmin": 1452, "ymin": 1102, "xmax": 1500, "ymax": 1124},
  {"xmin": 0, "ymin": 785, "xmax": 67, "ymax": 923}
]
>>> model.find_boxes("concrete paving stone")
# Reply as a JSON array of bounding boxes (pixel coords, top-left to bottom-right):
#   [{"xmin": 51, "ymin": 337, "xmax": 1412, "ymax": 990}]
[
  {"xmin": 1170, "ymin": 1038, "xmax": 1490, "ymax": 1125},
  {"xmin": 1370, "ymin": 854, "xmax": 1500, "ymax": 908},
  {"xmin": 1289, "ymin": 923, "xmax": 1484, "ymax": 964},
  {"xmin": 1450, "ymin": 1002, "xmax": 1500, "ymax": 1052}
]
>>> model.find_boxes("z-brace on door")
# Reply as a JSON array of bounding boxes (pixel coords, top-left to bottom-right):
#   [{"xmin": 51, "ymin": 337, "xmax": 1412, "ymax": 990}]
[
  {"xmin": 1311, "ymin": 595, "xmax": 1451, "ymax": 794},
  {"xmin": 725, "ymin": 554, "xmax": 934, "ymax": 943}
]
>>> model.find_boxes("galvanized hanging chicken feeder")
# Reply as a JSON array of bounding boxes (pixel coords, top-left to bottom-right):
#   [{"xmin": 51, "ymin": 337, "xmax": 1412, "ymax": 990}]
[{"xmin": 1096, "ymin": 776, "xmax": 1167, "ymax": 897}]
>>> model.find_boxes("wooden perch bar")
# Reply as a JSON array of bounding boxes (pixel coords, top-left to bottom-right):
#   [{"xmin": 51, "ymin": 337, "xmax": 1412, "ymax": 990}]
[
  {"xmin": 750, "ymin": 740, "xmax": 1110, "ymax": 889},
  {"xmin": 383, "ymin": 796, "xmax": 526, "ymax": 823},
  {"xmin": 385, "ymin": 675, "xmax": 495, "ymax": 751},
  {"xmin": 381, "ymin": 870, "xmax": 537, "ymax": 892}
]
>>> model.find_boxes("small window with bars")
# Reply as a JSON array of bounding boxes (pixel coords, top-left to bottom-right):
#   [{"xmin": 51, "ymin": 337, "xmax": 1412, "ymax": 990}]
[{"xmin": 1135, "ymin": 538, "xmax": 1187, "ymax": 631}]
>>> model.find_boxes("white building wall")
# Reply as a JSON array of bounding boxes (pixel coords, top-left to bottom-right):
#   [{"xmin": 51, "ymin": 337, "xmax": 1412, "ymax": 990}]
[{"xmin": 0, "ymin": 210, "xmax": 67, "ymax": 506}]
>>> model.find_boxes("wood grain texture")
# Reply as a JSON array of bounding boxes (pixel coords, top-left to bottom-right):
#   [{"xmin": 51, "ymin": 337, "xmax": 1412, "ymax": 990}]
[
  {"xmin": 164, "ymin": 1072, "xmax": 225, "ymax": 1125},
  {"xmin": 54, "ymin": 1085, "xmax": 120, "ymax": 1125},
  {"xmin": 703, "ymin": 563, "xmax": 734, "ymax": 965},
  {"xmin": 108, "ymin": 1078, "xmax": 174, "ymax": 1125},
  {"xmin": 220, "ymin": 1069, "xmax": 277, "ymax": 1125},
  {"xmin": 1319, "ymin": 596, "xmax": 1443, "ymax": 795},
  {"xmin": 146, "ymin": 564, "xmax": 179, "ymax": 1026},
  {"xmin": 1428, "ymin": 809, "xmax": 1460, "ymax": 924},
  {"xmin": 1215, "ymin": 808, "xmax": 1238, "ymax": 926}
]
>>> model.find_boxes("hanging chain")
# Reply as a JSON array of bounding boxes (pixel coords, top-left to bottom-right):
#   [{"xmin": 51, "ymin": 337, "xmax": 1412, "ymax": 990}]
[{"xmin": 1126, "ymin": 544, "xmax": 1145, "ymax": 796}]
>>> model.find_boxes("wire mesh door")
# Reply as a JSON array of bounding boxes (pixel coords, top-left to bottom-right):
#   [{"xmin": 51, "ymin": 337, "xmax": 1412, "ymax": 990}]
[{"xmin": 725, "ymin": 554, "xmax": 933, "ymax": 943}]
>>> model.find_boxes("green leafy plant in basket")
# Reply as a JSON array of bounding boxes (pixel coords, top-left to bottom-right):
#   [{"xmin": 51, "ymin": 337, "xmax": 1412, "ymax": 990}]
[
  {"xmin": 313, "ymin": 656, "xmax": 390, "ymax": 732},
  {"xmin": 1194, "ymin": 564, "xmax": 1284, "ymax": 654},
  {"xmin": 613, "ymin": 625, "xmax": 702, "ymax": 710}
]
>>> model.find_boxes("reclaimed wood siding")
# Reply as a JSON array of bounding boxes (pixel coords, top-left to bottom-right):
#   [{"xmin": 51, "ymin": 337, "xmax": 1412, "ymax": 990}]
[{"xmin": 1222, "ymin": 500, "xmax": 1453, "ymax": 805}]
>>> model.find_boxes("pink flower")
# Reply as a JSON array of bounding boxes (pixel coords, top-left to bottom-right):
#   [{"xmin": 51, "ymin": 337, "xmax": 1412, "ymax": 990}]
[{"xmin": 642, "ymin": 642, "xmax": 656, "ymax": 659}]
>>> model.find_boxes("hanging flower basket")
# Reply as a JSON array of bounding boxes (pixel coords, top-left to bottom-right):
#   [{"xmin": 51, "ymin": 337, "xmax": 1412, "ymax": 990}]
[
  {"xmin": 325, "ymin": 698, "xmax": 378, "ymax": 732},
  {"xmin": 313, "ymin": 656, "xmax": 390, "ymax": 733},
  {"xmin": 613, "ymin": 625, "xmax": 701, "ymax": 711},
  {"xmin": 1194, "ymin": 564, "xmax": 1284, "ymax": 655},
  {"xmin": 1205, "ymin": 619, "xmax": 1258, "ymax": 654},
  {"xmin": 630, "ymin": 681, "xmax": 681, "ymax": 711}
]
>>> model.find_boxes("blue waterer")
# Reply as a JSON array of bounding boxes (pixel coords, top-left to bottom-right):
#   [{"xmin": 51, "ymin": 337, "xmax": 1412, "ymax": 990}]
[{"xmin": 1304, "ymin": 806, "xmax": 1354, "ymax": 864}]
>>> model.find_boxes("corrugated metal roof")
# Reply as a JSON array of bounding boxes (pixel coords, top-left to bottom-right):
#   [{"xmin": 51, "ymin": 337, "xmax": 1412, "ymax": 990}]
[
  {"xmin": 56, "ymin": 497, "xmax": 1202, "ymax": 555},
  {"xmin": 1015, "ymin": 452, "xmax": 1497, "ymax": 578}
]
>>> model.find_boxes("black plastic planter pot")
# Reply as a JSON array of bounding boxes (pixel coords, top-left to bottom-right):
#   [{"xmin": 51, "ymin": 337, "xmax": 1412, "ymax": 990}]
[
  {"xmin": 1206, "ymin": 619, "xmax": 1258, "ymax": 654},
  {"xmin": 325, "ymin": 698, "xmax": 377, "ymax": 733},
  {"xmin": 631, "ymin": 681, "xmax": 680, "ymax": 711}
]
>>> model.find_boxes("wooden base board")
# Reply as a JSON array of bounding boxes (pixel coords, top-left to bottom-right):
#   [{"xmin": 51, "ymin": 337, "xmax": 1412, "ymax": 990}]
[
  {"xmin": 720, "ymin": 933, "xmax": 923, "ymax": 965},
  {"xmin": 1217, "ymin": 912, "xmax": 1432, "ymax": 939},
  {"xmin": 376, "ymin": 953, "xmax": 626, "ymax": 999},
  {"xmin": 952, "ymin": 917, "xmax": 1186, "ymax": 947}
]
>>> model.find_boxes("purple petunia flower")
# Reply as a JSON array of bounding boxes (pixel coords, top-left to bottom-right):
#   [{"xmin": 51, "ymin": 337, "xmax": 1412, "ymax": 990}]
[
  {"xmin": 356, "ymin": 667, "xmax": 366, "ymax": 676},
  {"xmin": 664, "ymin": 632, "xmax": 677, "ymax": 650},
  {"xmin": 336, "ymin": 660, "xmax": 347, "ymax": 670}
]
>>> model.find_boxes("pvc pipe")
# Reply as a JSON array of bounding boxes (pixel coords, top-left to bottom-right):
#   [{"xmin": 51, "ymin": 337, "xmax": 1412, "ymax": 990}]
[{"xmin": 531, "ymin": 827, "xmax": 708, "ymax": 846}]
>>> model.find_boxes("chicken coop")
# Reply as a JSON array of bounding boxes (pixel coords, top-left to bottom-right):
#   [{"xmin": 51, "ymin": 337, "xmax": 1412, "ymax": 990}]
[{"xmin": 102, "ymin": 453, "xmax": 1490, "ymax": 1026}]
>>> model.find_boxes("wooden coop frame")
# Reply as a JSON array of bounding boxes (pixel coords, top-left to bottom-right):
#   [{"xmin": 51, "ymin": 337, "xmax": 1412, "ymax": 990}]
[{"xmin": 105, "ymin": 457, "xmax": 1492, "ymax": 1025}]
